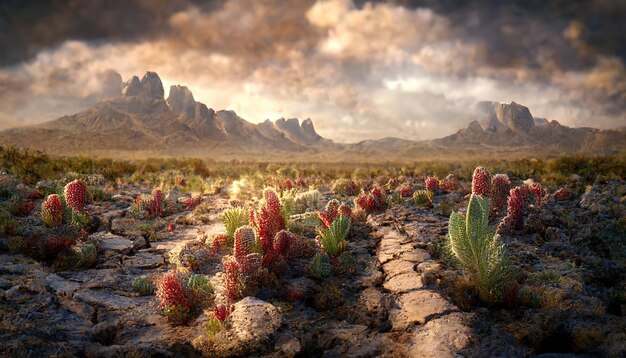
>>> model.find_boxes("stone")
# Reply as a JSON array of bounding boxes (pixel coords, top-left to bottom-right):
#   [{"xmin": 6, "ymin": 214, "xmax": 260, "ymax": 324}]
[
  {"xmin": 111, "ymin": 194, "xmax": 134, "ymax": 202},
  {"xmin": 214, "ymin": 297, "xmax": 281, "ymax": 356},
  {"xmin": 391, "ymin": 290, "xmax": 458, "ymax": 330},
  {"xmin": 74, "ymin": 289, "xmax": 137, "ymax": 310},
  {"xmin": 409, "ymin": 312, "xmax": 473, "ymax": 358},
  {"xmin": 44, "ymin": 274, "xmax": 80, "ymax": 297},
  {"xmin": 382, "ymin": 259, "xmax": 415, "ymax": 278},
  {"xmin": 91, "ymin": 321, "xmax": 119, "ymax": 345},
  {"xmin": 92, "ymin": 232, "xmax": 134, "ymax": 254},
  {"xmin": 131, "ymin": 236, "xmax": 148, "ymax": 250},
  {"xmin": 111, "ymin": 218, "xmax": 143, "ymax": 236},
  {"xmin": 123, "ymin": 251, "xmax": 164, "ymax": 270},
  {"xmin": 359, "ymin": 287, "xmax": 387, "ymax": 320},
  {"xmin": 383, "ymin": 272, "xmax": 423, "ymax": 293},
  {"xmin": 275, "ymin": 334, "xmax": 302, "ymax": 357},
  {"xmin": 98, "ymin": 210, "xmax": 124, "ymax": 231}
]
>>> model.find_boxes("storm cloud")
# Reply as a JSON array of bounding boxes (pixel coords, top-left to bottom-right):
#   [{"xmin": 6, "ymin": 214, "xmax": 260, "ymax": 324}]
[{"xmin": 0, "ymin": 0, "xmax": 625, "ymax": 142}]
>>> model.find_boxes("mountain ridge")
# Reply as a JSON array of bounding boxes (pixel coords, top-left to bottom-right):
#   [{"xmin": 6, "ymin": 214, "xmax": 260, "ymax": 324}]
[{"xmin": 1, "ymin": 71, "xmax": 624, "ymax": 160}]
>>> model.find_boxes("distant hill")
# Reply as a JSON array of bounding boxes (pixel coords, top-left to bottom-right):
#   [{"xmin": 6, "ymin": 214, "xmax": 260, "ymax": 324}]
[{"xmin": 0, "ymin": 72, "xmax": 624, "ymax": 160}]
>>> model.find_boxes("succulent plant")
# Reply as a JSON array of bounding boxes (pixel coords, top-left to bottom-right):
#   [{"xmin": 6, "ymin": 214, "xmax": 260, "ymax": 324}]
[
  {"xmin": 310, "ymin": 253, "xmax": 333, "ymax": 278},
  {"xmin": 338, "ymin": 203, "xmax": 353, "ymax": 219},
  {"xmin": 213, "ymin": 304, "xmax": 232, "ymax": 322},
  {"xmin": 132, "ymin": 276, "xmax": 155, "ymax": 296},
  {"xmin": 238, "ymin": 253, "xmax": 262, "ymax": 279},
  {"xmin": 471, "ymin": 166, "xmax": 491, "ymax": 196},
  {"xmin": 221, "ymin": 207, "xmax": 249, "ymax": 238},
  {"xmin": 250, "ymin": 188, "xmax": 285, "ymax": 252},
  {"xmin": 425, "ymin": 177, "xmax": 439, "ymax": 191},
  {"xmin": 413, "ymin": 190, "xmax": 433, "ymax": 207},
  {"xmin": 187, "ymin": 274, "xmax": 214, "ymax": 296},
  {"xmin": 490, "ymin": 174, "xmax": 511, "ymax": 213},
  {"xmin": 157, "ymin": 270, "xmax": 192, "ymax": 324},
  {"xmin": 355, "ymin": 186, "xmax": 387, "ymax": 213},
  {"xmin": 399, "ymin": 185, "xmax": 413, "ymax": 198},
  {"xmin": 273, "ymin": 230, "xmax": 294, "ymax": 257},
  {"xmin": 64, "ymin": 179, "xmax": 87, "ymax": 212},
  {"xmin": 209, "ymin": 233, "xmax": 229, "ymax": 255},
  {"xmin": 41, "ymin": 194, "xmax": 63, "ymax": 227},
  {"xmin": 440, "ymin": 174, "xmax": 459, "ymax": 192},
  {"xmin": 222, "ymin": 255, "xmax": 243, "ymax": 301},
  {"xmin": 316, "ymin": 215, "xmax": 350, "ymax": 257},
  {"xmin": 499, "ymin": 185, "xmax": 527, "ymax": 231},
  {"xmin": 319, "ymin": 199, "xmax": 340, "ymax": 228},
  {"xmin": 332, "ymin": 179, "xmax": 359, "ymax": 196},
  {"xmin": 448, "ymin": 194, "xmax": 508, "ymax": 302},
  {"xmin": 233, "ymin": 225, "xmax": 256, "ymax": 260},
  {"xmin": 151, "ymin": 189, "xmax": 164, "ymax": 216}
]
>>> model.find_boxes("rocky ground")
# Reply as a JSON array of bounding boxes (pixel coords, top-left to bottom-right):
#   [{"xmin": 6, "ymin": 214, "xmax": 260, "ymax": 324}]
[{"xmin": 0, "ymin": 177, "xmax": 624, "ymax": 357}]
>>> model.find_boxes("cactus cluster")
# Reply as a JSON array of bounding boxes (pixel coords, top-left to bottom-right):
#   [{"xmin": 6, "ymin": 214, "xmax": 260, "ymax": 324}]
[
  {"xmin": 156, "ymin": 270, "xmax": 213, "ymax": 325},
  {"xmin": 209, "ymin": 233, "xmax": 229, "ymax": 255},
  {"xmin": 222, "ymin": 226, "xmax": 264, "ymax": 301},
  {"xmin": 490, "ymin": 174, "xmax": 511, "ymax": 213},
  {"xmin": 250, "ymin": 188, "xmax": 285, "ymax": 252},
  {"xmin": 331, "ymin": 179, "xmax": 359, "ymax": 196},
  {"xmin": 132, "ymin": 189, "xmax": 164, "ymax": 218},
  {"xmin": 471, "ymin": 167, "xmax": 492, "ymax": 196},
  {"xmin": 497, "ymin": 182, "xmax": 542, "ymax": 233},
  {"xmin": 425, "ymin": 177, "xmax": 439, "ymax": 192},
  {"xmin": 213, "ymin": 304, "xmax": 232, "ymax": 322},
  {"xmin": 318, "ymin": 199, "xmax": 340, "ymax": 228},
  {"xmin": 64, "ymin": 179, "xmax": 87, "ymax": 212},
  {"xmin": 315, "ymin": 214, "xmax": 350, "ymax": 257},
  {"xmin": 355, "ymin": 186, "xmax": 387, "ymax": 213}
]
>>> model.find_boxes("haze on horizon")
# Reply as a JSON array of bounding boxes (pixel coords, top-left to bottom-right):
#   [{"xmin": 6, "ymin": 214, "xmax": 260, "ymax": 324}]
[{"xmin": 1, "ymin": 0, "xmax": 625, "ymax": 143}]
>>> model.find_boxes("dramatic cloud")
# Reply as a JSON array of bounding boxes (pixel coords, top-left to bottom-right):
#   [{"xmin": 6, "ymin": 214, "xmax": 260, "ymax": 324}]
[{"xmin": 0, "ymin": 0, "xmax": 625, "ymax": 142}]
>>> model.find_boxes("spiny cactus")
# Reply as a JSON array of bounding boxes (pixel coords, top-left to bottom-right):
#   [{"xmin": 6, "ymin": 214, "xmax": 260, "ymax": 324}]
[
  {"xmin": 273, "ymin": 230, "xmax": 294, "ymax": 257},
  {"xmin": 222, "ymin": 256, "xmax": 242, "ymax": 301},
  {"xmin": 490, "ymin": 174, "xmax": 511, "ymax": 213},
  {"xmin": 213, "ymin": 304, "xmax": 232, "ymax": 322},
  {"xmin": 41, "ymin": 194, "xmax": 63, "ymax": 227},
  {"xmin": 316, "ymin": 215, "xmax": 350, "ymax": 257},
  {"xmin": 132, "ymin": 276, "xmax": 155, "ymax": 296},
  {"xmin": 425, "ymin": 177, "xmax": 439, "ymax": 191},
  {"xmin": 157, "ymin": 270, "xmax": 192, "ymax": 324},
  {"xmin": 209, "ymin": 233, "xmax": 229, "ymax": 255},
  {"xmin": 64, "ymin": 179, "xmax": 87, "ymax": 212},
  {"xmin": 399, "ymin": 185, "xmax": 413, "ymax": 198},
  {"xmin": 233, "ymin": 225, "xmax": 256, "ymax": 260},
  {"xmin": 319, "ymin": 199, "xmax": 340, "ymax": 228},
  {"xmin": 338, "ymin": 203, "xmax": 353, "ymax": 219},
  {"xmin": 355, "ymin": 186, "xmax": 387, "ymax": 213},
  {"xmin": 238, "ymin": 253, "xmax": 262, "ymax": 278},
  {"xmin": 448, "ymin": 194, "xmax": 508, "ymax": 302},
  {"xmin": 250, "ymin": 188, "xmax": 285, "ymax": 252},
  {"xmin": 471, "ymin": 166, "xmax": 491, "ymax": 196},
  {"xmin": 221, "ymin": 207, "xmax": 249, "ymax": 238},
  {"xmin": 498, "ymin": 182, "xmax": 543, "ymax": 233},
  {"xmin": 440, "ymin": 174, "xmax": 459, "ymax": 193},
  {"xmin": 310, "ymin": 253, "xmax": 333, "ymax": 278},
  {"xmin": 152, "ymin": 189, "xmax": 164, "ymax": 216},
  {"xmin": 413, "ymin": 190, "xmax": 433, "ymax": 207}
]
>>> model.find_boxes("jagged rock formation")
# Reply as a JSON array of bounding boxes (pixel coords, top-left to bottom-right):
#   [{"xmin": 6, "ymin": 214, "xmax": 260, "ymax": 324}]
[{"xmin": 0, "ymin": 73, "xmax": 623, "ymax": 159}]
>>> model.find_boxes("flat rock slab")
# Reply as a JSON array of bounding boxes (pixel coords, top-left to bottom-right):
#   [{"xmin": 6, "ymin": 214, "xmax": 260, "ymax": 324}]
[
  {"xmin": 111, "ymin": 218, "xmax": 143, "ymax": 236},
  {"xmin": 409, "ymin": 312, "xmax": 473, "ymax": 358},
  {"xmin": 123, "ymin": 251, "xmax": 165, "ymax": 270},
  {"xmin": 383, "ymin": 272, "xmax": 423, "ymax": 293},
  {"xmin": 391, "ymin": 290, "xmax": 458, "ymax": 330},
  {"xmin": 382, "ymin": 259, "xmax": 416, "ymax": 278},
  {"xmin": 74, "ymin": 289, "xmax": 137, "ymax": 310},
  {"xmin": 92, "ymin": 233, "xmax": 134, "ymax": 254},
  {"xmin": 44, "ymin": 274, "xmax": 80, "ymax": 297}
]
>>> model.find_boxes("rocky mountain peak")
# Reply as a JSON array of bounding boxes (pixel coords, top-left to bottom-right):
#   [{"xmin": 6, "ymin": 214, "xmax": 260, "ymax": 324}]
[
  {"xmin": 122, "ymin": 71, "xmax": 164, "ymax": 99},
  {"xmin": 495, "ymin": 101, "xmax": 534, "ymax": 134},
  {"xmin": 167, "ymin": 85, "xmax": 195, "ymax": 116}
]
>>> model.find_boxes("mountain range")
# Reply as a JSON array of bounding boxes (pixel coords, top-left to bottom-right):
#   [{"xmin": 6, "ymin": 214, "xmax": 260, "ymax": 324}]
[{"xmin": 1, "ymin": 72, "xmax": 624, "ymax": 160}]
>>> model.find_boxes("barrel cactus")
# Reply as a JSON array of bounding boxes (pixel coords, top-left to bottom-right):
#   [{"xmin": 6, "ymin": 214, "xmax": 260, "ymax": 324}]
[
  {"xmin": 41, "ymin": 194, "xmax": 63, "ymax": 227},
  {"xmin": 490, "ymin": 174, "xmax": 511, "ymax": 213},
  {"xmin": 64, "ymin": 179, "xmax": 87, "ymax": 212},
  {"xmin": 425, "ymin": 177, "xmax": 439, "ymax": 191},
  {"xmin": 471, "ymin": 167, "xmax": 491, "ymax": 196}
]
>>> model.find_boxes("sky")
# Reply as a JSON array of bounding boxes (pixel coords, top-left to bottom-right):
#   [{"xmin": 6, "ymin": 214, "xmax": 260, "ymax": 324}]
[{"xmin": 1, "ymin": 0, "xmax": 625, "ymax": 142}]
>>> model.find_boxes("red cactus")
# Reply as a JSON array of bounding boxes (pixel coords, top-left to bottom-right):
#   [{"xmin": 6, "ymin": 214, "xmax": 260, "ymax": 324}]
[
  {"xmin": 222, "ymin": 256, "xmax": 241, "ymax": 301},
  {"xmin": 355, "ymin": 186, "xmax": 387, "ymax": 213},
  {"xmin": 64, "ymin": 179, "xmax": 87, "ymax": 212},
  {"xmin": 41, "ymin": 194, "xmax": 63, "ymax": 226},
  {"xmin": 319, "ymin": 209, "xmax": 338, "ymax": 228},
  {"xmin": 273, "ymin": 230, "xmax": 295, "ymax": 257},
  {"xmin": 239, "ymin": 253, "xmax": 262, "ymax": 278},
  {"xmin": 440, "ymin": 174, "xmax": 459, "ymax": 193},
  {"xmin": 506, "ymin": 186, "xmax": 525, "ymax": 229},
  {"xmin": 491, "ymin": 174, "xmax": 511, "ymax": 212},
  {"xmin": 530, "ymin": 182, "xmax": 543, "ymax": 206},
  {"xmin": 338, "ymin": 203, "xmax": 353, "ymax": 219},
  {"xmin": 10, "ymin": 200, "xmax": 36, "ymax": 217},
  {"xmin": 399, "ymin": 185, "xmax": 413, "ymax": 198},
  {"xmin": 43, "ymin": 236, "xmax": 74, "ymax": 256},
  {"xmin": 233, "ymin": 226, "xmax": 256, "ymax": 260},
  {"xmin": 152, "ymin": 189, "xmax": 163, "ymax": 216},
  {"xmin": 210, "ymin": 233, "xmax": 229, "ymax": 255},
  {"xmin": 26, "ymin": 190, "xmax": 43, "ymax": 200},
  {"xmin": 213, "ymin": 304, "xmax": 232, "ymax": 322},
  {"xmin": 425, "ymin": 177, "xmax": 439, "ymax": 191},
  {"xmin": 471, "ymin": 166, "xmax": 491, "ymax": 196},
  {"xmin": 250, "ymin": 189, "xmax": 285, "ymax": 252},
  {"xmin": 157, "ymin": 270, "xmax": 192, "ymax": 310},
  {"xmin": 554, "ymin": 187, "xmax": 574, "ymax": 201},
  {"xmin": 183, "ymin": 196, "xmax": 203, "ymax": 210},
  {"xmin": 166, "ymin": 223, "xmax": 176, "ymax": 233}
]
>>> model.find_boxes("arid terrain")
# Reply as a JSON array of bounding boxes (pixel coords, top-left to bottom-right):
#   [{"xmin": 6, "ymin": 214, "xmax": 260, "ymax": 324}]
[{"xmin": 0, "ymin": 151, "xmax": 624, "ymax": 357}]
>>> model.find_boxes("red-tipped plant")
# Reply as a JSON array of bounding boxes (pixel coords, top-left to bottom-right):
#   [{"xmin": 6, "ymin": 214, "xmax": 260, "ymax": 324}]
[
  {"xmin": 425, "ymin": 177, "xmax": 439, "ymax": 192},
  {"xmin": 233, "ymin": 226, "xmax": 256, "ymax": 260},
  {"xmin": 250, "ymin": 188, "xmax": 285, "ymax": 252},
  {"xmin": 41, "ymin": 194, "xmax": 63, "ymax": 227},
  {"xmin": 491, "ymin": 174, "xmax": 511, "ymax": 213},
  {"xmin": 210, "ymin": 233, "xmax": 229, "ymax": 255},
  {"xmin": 440, "ymin": 174, "xmax": 459, "ymax": 193},
  {"xmin": 213, "ymin": 304, "xmax": 232, "ymax": 322},
  {"xmin": 64, "ymin": 179, "xmax": 87, "ymax": 212},
  {"xmin": 399, "ymin": 185, "xmax": 413, "ymax": 198},
  {"xmin": 471, "ymin": 167, "xmax": 491, "ymax": 196},
  {"xmin": 152, "ymin": 189, "xmax": 164, "ymax": 216}
]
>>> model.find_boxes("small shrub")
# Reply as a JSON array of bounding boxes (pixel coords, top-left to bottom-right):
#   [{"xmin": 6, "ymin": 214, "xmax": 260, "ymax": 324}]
[
  {"xmin": 413, "ymin": 190, "xmax": 433, "ymax": 207},
  {"xmin": 133, "ymin": 277, "xmax": 155, "ymax": 296},
  {"xmin": 221, "ymin": 207, "xmax": 249, "ymax": 239},
  {"xmin": 316, "ymin": 215, "xmax": 350, "ymax": 257}
]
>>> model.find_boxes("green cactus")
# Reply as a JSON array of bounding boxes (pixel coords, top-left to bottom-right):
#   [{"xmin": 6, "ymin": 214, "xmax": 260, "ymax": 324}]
[
  {"xmin": 132, "ymin": 276, "xmax": 155, "ymax": 296},
  {"xmin": 221, "ymin": 207, "xmax": 249, "ymax": 239},
  {"xmin": 310, "ymin": 253, "xmax": 333, "ymax": 278},
  {"xmin": 413, "ymin": 190, "xmax": 433, "ymax": 207},
  {"xmin": 316, "ymin": 215, "xmax": 350, "ymax": 257},
  {"xmin": 448, "ymin": 194, "xmax": 509, "ymax": 302}
]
